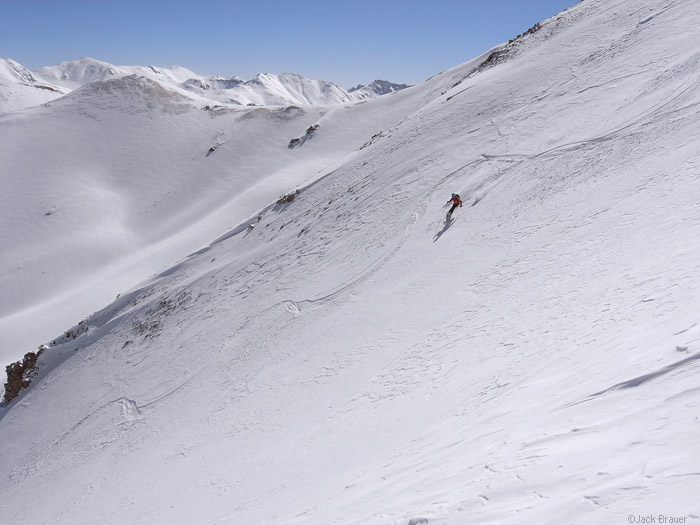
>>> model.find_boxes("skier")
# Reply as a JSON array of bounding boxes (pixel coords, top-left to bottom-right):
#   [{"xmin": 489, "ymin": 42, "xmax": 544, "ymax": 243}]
[{"xmin": 446, "ymin": 193, "xmax": 462, "ymax": 221}]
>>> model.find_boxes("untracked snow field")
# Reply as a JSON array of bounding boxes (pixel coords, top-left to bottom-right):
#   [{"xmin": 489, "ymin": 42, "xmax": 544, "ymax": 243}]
[{"xmin": 1, "ymin": 0, "xmax": 700, "ymax": 523}]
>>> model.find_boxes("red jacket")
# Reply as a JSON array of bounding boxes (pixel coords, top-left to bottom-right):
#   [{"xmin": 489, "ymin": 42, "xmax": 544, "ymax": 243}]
[{"xmin": 448, "ymin": 195, "xmax": 462, "ymax": 206}]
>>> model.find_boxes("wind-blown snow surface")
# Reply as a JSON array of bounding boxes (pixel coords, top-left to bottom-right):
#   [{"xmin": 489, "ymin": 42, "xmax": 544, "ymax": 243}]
[{"xmin": 2, "ymin": 0, "xmax": 700, "ymax": 523}]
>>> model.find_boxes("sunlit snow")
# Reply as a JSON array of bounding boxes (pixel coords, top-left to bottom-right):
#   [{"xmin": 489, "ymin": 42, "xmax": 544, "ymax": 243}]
[{"xmin": 1, "ymin": 0, "xmax": 699, "ymax": 523}]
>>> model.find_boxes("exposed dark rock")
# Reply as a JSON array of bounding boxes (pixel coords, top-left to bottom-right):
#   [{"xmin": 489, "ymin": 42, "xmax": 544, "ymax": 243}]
[
  {"xmin": 276, "ymin": 189, "xmax": 301, "ymax": 205},
  {"xmin": 3, "ymin": 348, "xmax": 44, "ymax": 405},
  {"xmin": 288, "ymin": 124, "xmax": 319, "ymax": 149}
]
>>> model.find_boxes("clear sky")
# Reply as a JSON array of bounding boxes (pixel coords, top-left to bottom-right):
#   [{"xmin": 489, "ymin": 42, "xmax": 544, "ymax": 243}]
[{"xmin": 1, "ymin": 0, "xmax": 577, "ymax": 88}]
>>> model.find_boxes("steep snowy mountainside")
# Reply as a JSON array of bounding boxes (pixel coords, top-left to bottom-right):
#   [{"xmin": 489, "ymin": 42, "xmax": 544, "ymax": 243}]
[
  {"xmin": 1, "ymin": 0, "xmax": 699, "ymax": 523},
  {"xmin": 0, "ymin": 48, "xmax": 486, "ymax": 366},
  {"xmin": 0, "ymin": 58, "xmax": 65, "ymax": 112}
]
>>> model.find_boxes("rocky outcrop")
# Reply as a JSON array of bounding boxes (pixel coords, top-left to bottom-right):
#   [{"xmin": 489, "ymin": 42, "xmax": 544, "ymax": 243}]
[
  {"xmin": 276, "ymin": 189, "xmax": 301, "ymax": 205},
  {"xmin": 288, "ymin": 124, "xmax": 319, "ymax": 149},
  {"xmin": 3, "ymin": 348, "xmax": 43, "ymax": 405},
  {"xmin": 446, "ymin": 22, "xmax": 544, "ymax": 99}
]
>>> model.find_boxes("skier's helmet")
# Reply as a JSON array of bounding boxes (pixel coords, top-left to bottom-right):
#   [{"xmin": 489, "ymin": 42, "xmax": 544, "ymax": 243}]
[{"xmin": 451, "ymin": 193, "xmax": 456, "ymax": 197}]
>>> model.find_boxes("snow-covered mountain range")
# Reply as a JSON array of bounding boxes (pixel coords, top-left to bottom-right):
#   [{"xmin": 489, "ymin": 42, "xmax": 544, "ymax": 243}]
[
  {"xmin": 1, "ymin": 0, "xmax": 700, "ymax": 523},
  {"xmin": 0, "ymin": 56, "xmax": 408, "ymax": 111}
]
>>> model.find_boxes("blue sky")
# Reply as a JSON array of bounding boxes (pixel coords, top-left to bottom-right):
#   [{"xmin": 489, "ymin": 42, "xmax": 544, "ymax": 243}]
[{"xmin": 1, "ymin": 0, "xmax": 577, "ymax": 88}]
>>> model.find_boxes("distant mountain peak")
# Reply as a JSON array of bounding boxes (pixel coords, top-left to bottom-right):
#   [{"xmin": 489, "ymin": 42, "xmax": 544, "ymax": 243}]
[
  {"xmin": 35, "ymin": 57, "xmax": 120, "ymax": 89},
  {"xmin": 348, "ymin": 79, "xmax": 411, "ymax": 99}
]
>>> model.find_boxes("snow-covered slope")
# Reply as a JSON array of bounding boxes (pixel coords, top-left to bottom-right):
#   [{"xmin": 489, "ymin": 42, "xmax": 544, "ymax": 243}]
[
  {"xmin": 0, "ymin": 51, "xmax": 472, "ymax": 367},
  {"xmin": 2, "ymin": 0, "xmax": 700, "ymax": 523},
  {"xmin": 0, "ymin": 58, "xmax": 65, "ymax": 112}
]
